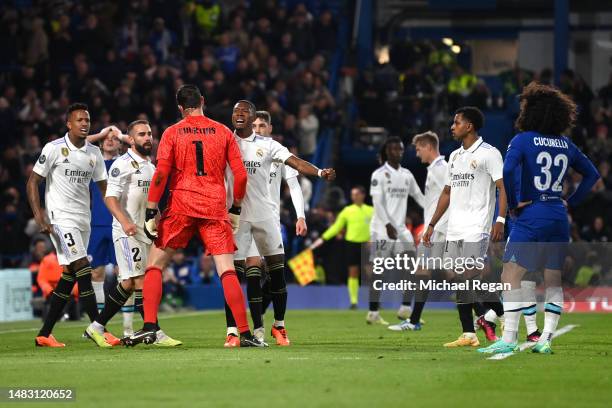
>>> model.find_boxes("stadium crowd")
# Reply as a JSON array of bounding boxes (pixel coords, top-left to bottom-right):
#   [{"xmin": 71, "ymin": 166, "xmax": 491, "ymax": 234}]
[
  {"xmin": 0, "ymin": 0, "xmax": 610, "ymax": 308},
  {"xmin": 0, "ymin": 0, "xmax": 337, "ymax": 276}
]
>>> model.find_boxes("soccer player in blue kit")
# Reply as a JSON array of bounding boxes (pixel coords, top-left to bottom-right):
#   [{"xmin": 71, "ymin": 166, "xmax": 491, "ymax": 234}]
[{"xmin": 478, "ymin": 82, "xmax": 600, "ymax": 355}]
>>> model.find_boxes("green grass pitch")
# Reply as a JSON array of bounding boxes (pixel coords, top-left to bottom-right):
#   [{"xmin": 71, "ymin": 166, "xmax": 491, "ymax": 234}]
[{"xmin": 0, "ymin": 310, "xmax": 610, "ymax": 407}]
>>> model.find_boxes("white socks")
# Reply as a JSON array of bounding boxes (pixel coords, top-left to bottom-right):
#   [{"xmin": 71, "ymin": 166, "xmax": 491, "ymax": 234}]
[
  {"xmin": 93, "ymin": 281, "xmax": 105, "ymax": 312},
  {"xmin": 227, "ymin": 327, "xmax": 238, "ymax": 336},
  {"xmin": 501, "ymin": 289, "xmax": 523, "ymax": 344},
  {"xmin": 521, "ymin": 280, "xmax": 538, "ymax": 334},
  {"xmin": 541, "ymin": 286, "xmax": 563, "ymax": 344},
  {"xmin": 123, "ymin": 292, "xmax": 135, "ymax": 334}
]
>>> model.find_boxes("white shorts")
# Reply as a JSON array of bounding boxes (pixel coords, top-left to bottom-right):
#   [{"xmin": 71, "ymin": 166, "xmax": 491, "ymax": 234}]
[
  {"xmin": 417, "ymin": 230, "xmax": 446, "ymax": 261},
  {"xmin": 370, "ymin": 226, "xmax": 416, "ymax": 260},
  {"xmin": 234, "ymin": 218, "xmax": 284, "ymax": 260},
  {"xmin": 443, "ymin": 233, "xmax": 490, "ymax": 274},
  {"xmin": 114, "ymin": 236, "xmax": 149, "ymax": 280},
  {"xmin": 50, "ymin": 225, "xmax": 90, "ymax": 266}
]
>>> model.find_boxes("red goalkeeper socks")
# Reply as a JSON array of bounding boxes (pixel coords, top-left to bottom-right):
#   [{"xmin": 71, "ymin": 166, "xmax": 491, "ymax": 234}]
[
  {"xmin": 143, "ymin": 266, "xmax": 162, "ymax": 325},
  {"xmin": 221, "ymin": 270, "xmax": 249, "ymax": 333}
]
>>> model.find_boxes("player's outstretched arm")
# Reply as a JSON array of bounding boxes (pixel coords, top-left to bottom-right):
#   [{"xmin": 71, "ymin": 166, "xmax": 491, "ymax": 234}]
[
  {"xmin": 423, "ymin": 185, "xmax": 450, "ymax": 246},
  {"xmin": 26, "ymin": 172, "xmax": 51, "ymax": 234},
  {"xmin": 285, "ymin": 156, "xmax": 336, "ymax": 180}
]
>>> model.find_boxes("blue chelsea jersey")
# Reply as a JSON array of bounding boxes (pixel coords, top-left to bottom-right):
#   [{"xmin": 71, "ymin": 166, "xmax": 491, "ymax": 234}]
[
  {"xmin": 90, "ymin": 158, "xmax": 115, "ymax": 227},
  {"xmin": 503, "ymin": 131, "xmax": 599, "ymax": 220}
]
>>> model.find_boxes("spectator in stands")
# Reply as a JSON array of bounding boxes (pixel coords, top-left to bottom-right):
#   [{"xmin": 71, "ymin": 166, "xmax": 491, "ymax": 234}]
[
  {"xmin": 162, "ymin": 250, "xmax": 193, "ymax": 309},
  {"xmin": 581, "ymin": 216, "xmax": 610, "ymax": 242},
  {"xmin": 297, "ymin": 103, "xmax": 319, "ymax": 161}
]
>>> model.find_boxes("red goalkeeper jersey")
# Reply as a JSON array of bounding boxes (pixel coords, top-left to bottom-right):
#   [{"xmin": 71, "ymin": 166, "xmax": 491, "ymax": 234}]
[{"xmin": 154, "ymin": 115, "xmax": 246, "ymax": 220}]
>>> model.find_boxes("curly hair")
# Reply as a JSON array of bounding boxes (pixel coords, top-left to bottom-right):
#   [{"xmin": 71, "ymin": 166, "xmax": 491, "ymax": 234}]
[
  {"xmin": 379, "ymin": 136, "xmax": 403, "ymax": 164},
  {"xmin": 515, "ymin": 82, "xmax": 577, "ymax": 135}
]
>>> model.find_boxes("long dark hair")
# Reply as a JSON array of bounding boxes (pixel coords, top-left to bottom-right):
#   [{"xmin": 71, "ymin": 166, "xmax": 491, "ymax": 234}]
[{"xmin": 515, "ymin": 82, "xmax": 577, "ymax": 135}]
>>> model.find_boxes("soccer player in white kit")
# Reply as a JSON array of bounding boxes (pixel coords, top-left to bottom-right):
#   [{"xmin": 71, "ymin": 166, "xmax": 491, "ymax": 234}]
[
  {"xmin": 251, "ymin": 111, "xmax": 307, "ymax": 343},
  {"xmin": 27, "ymin": 103, "xmax": 116, "ymax": 347},
  {"xmin": 367, "ymin": 136, "xmax": 426, "ymax": 325},
  {"xmin": 389, "ymin": 131, "xmax": 449, "ymax": 331},
  {"xmin": 84, "ymin": 120, "xmax": 181, "ymax": 347},
  {"xmin": 223, "ymin": 100, "xmax": 335, "ymax": 347},
  {"xmin": 423, "ymin": 107, "xmax": 507, "ymax": 348}
]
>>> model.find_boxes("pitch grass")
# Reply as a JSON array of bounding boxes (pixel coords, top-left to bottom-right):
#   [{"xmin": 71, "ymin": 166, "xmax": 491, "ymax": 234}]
[{"xmin": 0, "ymin": 310, "xmax": 610, "ymax": 408}]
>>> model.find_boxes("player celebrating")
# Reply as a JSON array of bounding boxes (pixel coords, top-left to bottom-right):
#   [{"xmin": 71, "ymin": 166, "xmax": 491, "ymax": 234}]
[
  {"xmin": 28, "ymin": 103, "xmax": 117, "ymax": 347},
  {"xmin": 367, "ymin": 136, "xmax": 425, "ymax": 325},
  {"xmin": 224, "ymin": 100, "xmax": 335, "ymax": 347},
  {"xmin": 310, "ymin": 186, "xmax": 373, "ymax": 310},
  {"xmin": 423, "ymin": 106, "xmax": 507, "ymax": 348},
  {"xmin": 84, "ymin": 120, "xmax": 181, "ymax": 347},
  {"xmin": 389, "ymin": 131, "xmax": 448, "ymax": 331},
  {"xmin": 478, "ymin": 83, "xmax": 599, "ymax": 355},
  {"xmin": 124, "ymin": 85, "xmax": 263, "ymax": 347}
]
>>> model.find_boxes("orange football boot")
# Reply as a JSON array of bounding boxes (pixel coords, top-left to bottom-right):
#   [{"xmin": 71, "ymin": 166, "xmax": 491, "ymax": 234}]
[
  {"xmin": 35, "ymin": 334, "xmax": 65, "ymax": 348},
  {"xmin": 224, "ymin": 334, "xmax": 240, "ymax": 348},
  {"xmin": 104, "ymin": 331, "xmax": 122, "ymax": 346},
  {"xmin": 271, "ymin": 326, "xmax": 290, "ymax": 346}
]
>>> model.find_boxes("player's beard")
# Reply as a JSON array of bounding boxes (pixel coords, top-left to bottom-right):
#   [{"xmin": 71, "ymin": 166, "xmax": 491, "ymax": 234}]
[{"xmin": 135, "ymin": 143, "xmax": 152, "ymax": 156}]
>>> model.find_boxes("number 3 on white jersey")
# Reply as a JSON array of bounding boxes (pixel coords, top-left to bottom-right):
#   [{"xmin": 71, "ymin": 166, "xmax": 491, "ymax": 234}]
[{"xmin": 534, "ymin": 151, "xmax": 568, "ymax": 192}]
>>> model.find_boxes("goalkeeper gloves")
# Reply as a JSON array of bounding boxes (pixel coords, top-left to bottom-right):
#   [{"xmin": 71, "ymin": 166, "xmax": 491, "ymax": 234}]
[
  {"xmin": 144, "ymin": 208, "xmax": 159, "ymax": 240},
  {"xmin": 228, "ymin": 205, "xmax": 241, "ymax": 233}
]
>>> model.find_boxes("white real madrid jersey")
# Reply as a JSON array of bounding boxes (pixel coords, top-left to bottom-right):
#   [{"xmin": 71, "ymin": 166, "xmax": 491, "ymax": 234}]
[
  {"xmin": 424, "ymin": 155, "xmax": 449, "ymax": 234},
  {"xmin": 226, "ymin": 132, "xmax": 293, "ymax": 222},
  {"xmin": 106, "ymin": 149, "xmax": 156, "ymax": 244},
  {"xmin": 269, "ymin": 160, "xmax": 299, "ymax": 217},
  {"xmin": 445, "ymin": 137, "xmax": 503, "ymax": 241},
  {"xmin": 370, "ymin": 162, "xmax": 425, "ymax": 231},
  {"xmin": 33, "ymin": 135, "xmax": 107, "ymax": 231}
]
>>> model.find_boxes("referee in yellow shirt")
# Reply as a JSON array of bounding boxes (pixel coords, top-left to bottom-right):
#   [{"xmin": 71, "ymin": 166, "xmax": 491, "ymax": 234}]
[{"xmin": 311, "ymin": 186, "xmax": 373, "ymax": 308}]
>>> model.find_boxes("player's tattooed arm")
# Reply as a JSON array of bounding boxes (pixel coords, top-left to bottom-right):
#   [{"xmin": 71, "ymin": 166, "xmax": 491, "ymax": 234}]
[
  {"xmin": 26, "ymin": 172, "xmax": 51, "ymax": 234},
  {"xmin": 285, "ymin": 156, "xmax": 336, "ymax": 180},
  {"xmin": 423, "ymin": 185, "xmax": 450, "ymax": 246}
]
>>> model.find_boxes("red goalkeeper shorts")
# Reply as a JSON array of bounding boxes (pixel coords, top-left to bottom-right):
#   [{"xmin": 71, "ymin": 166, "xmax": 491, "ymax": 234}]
[{"xmin": 156, "ymin": 210, "xmax": 236, "ymax": 255}]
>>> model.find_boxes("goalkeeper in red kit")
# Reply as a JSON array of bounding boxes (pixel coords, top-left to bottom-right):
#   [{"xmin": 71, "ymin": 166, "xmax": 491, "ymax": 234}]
[{"xmin": 124, "ymin": 84, "xmax": 266, "ymax": 347}]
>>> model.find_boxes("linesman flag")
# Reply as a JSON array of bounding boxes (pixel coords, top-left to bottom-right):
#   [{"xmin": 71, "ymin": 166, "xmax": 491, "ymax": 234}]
[{"xmin": 288, "ymin": 249, "xmax": 316, "ymax": 286}]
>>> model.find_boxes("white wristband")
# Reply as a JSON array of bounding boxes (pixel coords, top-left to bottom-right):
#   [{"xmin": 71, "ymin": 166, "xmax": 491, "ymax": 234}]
[
  {"xmin": 317, "ymin": 169, "xmax": 323, "ymax": 177},
  {"xmin": 496, "ymin": 216, "xmax": 506, "ymax": 224}
]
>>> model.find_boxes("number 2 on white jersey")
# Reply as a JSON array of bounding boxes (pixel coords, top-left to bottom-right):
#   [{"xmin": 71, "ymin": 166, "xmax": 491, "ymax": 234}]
[{"xmin": 534, "ymin": 151, "xmax": 568, "ymax": 192}]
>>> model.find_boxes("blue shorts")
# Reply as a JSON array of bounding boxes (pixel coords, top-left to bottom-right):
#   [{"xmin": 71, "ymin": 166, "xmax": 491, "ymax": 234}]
[
  {"xmin": 88, "ymin": 226, "xmax": 116, "ymax": 268},
  {"xmin": 503, "ymin": 218, "xmax": 569, "ymax": 271}
]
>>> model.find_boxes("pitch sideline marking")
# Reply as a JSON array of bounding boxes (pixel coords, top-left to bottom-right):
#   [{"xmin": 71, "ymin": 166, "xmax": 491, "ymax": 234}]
[{"xmin": 487, "ymin": 324, "xmax": 579, "ymax": 360}]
